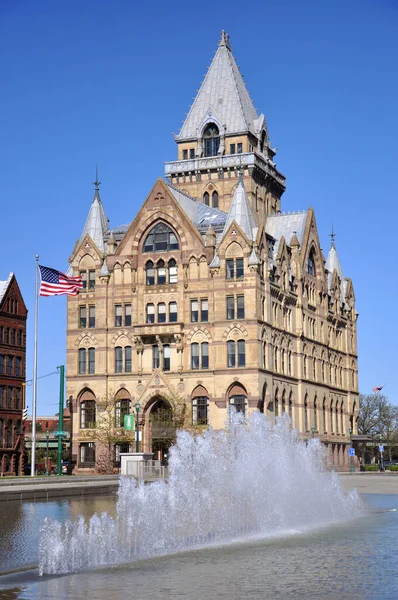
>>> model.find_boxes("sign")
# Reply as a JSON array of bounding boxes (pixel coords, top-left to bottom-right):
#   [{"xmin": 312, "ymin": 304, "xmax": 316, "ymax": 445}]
[
  {"xmin": 348, "ymin": 448, "xmax": 355, "ymax": 457},
  {"xmin": 53, "ymin": 431, "xmax": 67, "ymax": 437},
  {"xmin": 124, "ymin": 414, "xmax": 135, "ymax": 430},
  {"xmin": 135, "ymin": 431, "xmax": 142, "ymax": 441},
  {"xmin": 379, "ymin": 445, "xmax": 384, "ymax": 453}
]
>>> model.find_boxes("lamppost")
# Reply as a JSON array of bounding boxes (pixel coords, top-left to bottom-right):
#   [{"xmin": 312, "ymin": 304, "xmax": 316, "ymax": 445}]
[
  {"xmin": 349, "ymin": 427, "xmax": 355, "ymax": 472},
  {"xmin": 135, "ymin": 401, "xmax": 140, "ymax": 453},
  {"xmin": 311, "ymin": 425, "xmax": 316, "ymax": 438},
  {"xmin": 379, "ymin": 434, "xmax": 384, "ymax": 472},
  {"xmin": 45, "ymin": 430, "xmax": 50, "ymax": 476}
]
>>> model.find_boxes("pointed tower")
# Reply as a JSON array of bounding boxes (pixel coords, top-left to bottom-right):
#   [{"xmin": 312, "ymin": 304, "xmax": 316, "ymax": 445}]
[
  {"xmin": 80, "ymin": 169, "xmax": 109, "ymax": 252},
  {"xmin": 165, "ymin": 31, "xmax": 286, "ymax": 218},
  {"xmin": 221, "ymin": 175, "xmax": 257, "ymax": 242},
  {"xmin": 325, "ymin": 232, "xmax": 346, "ymax": 306}
]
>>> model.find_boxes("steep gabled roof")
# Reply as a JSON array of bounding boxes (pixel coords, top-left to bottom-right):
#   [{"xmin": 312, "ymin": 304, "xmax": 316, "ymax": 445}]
[
  {"xmin": 0, "ymin": 273, "xmax": 13, "ymax": 304},
  {"xmin": 80, "ymin": 180, "xmax": 109, "ymax": 252},
  {"xmin": 265, "ymin": 211, "xmax": 307, "ymax": 259},
  {"xmin": 325, "ymin": 239, "xmax": 346, "ymax": 303},
  {"xmin": 177, "ymin": 31, "xmax": 259, "ymax": 140},
  {"xmin": 221, "ymin": 176, "xmax": 257, "ymax": 242}
]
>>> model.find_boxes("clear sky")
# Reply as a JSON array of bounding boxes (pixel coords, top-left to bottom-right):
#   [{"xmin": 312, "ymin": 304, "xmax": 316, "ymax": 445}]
[{"xmin": 1, "ymin": 0, "xmax": 397, "ymax": 415}]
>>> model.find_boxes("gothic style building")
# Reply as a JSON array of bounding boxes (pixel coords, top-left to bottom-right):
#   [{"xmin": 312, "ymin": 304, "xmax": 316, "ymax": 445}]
[
  {"xmin": 0, "ymin": 273, "xmax": 27, "ymax": 475},
  {"xmin": 66, "ymin": 32, "xmax": 358, "ymax": 472}
]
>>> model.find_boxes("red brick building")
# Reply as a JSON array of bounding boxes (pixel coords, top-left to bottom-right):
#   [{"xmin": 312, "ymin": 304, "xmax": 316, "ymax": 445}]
[{"xmin": 0, "ymin": 273, "xmax": 27, "ymax": 475}]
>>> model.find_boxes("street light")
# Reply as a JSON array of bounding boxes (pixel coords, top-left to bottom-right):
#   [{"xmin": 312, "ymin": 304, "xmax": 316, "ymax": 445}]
[
  {"xmin": 379, "ymin": 434, "xmax": 384, "ymax": 472},
  {"xmin": 311, "ymin": 425, "xmax": 316, "ymax": 438},
  {"xmin": 135, "ymin": 401, "xmax": 140, "ymax": 453},
  {"xmin": 349, "ymin": 427, "xmax": 355, "ymax": 473},
  {"xmin": 45, "ymin": 430, "xmax": 50, "ymax": 476}
]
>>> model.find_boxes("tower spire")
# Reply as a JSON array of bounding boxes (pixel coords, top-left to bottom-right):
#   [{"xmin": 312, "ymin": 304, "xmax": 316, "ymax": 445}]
[
  {"xmin": 93, "ymin": 165, "xmax": 101, "ymax": 199},
  {"xmin": 329, "ymin": 223, "xmax": 336, "ymax": 248},
  {"xmin": 219, "ymin": 30, "xmax": 231, "ymax": 50}
]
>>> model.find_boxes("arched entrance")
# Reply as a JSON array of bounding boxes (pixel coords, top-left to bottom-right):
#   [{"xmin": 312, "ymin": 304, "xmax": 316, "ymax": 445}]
[{"xmin": 147, "ymin": 397, "xmax": 176, "ymax": 465}]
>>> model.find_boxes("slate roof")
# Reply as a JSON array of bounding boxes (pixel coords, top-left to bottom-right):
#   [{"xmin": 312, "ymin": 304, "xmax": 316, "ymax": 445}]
[
  {"xmin": 0, "ymin": 273, "xmax": 12, "ymax": 303},
  {"xmin": 177, "ymin": 31, "xmax": 259, "ymax": 140},
  {"xmin": 325, "ymin": 242, "xmax": 346, "ymax": 303},
  {"xmin": 265, "ymin": 212, "xmax": 307, "ymax": 258},
  {"xmin": 167, "ymin": 184, "xmax": 227, "ymax": 233},
  {"xmin": 80, "ymin": 187, "xmax": 109, "ymax": 252},
  {"xmin": 222, "ymin": 176, "xmax": 257, "ymax": 242}
]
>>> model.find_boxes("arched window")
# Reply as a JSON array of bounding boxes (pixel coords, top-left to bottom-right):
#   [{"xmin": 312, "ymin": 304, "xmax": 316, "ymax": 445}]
[
  {"xmin": 203, "ymin": 123, "xmax": 220, "ymax": 157},
  {"xmin": 80, "ymin": 397, "xmax": 96, "ymax": 429},
  {"xmin": 304, "ymin": 395, "xmax": 309, "ymax": 431},
  {"xmin": 146, "ymin": 303, "xmax": 155, "ymax": 324},
  {"xmin": 340, "ymin": 401, "xmax": 344, "ymax": 435},
  {"xmin": 330, "ymin": 400, "xmax": 334, "ymax": 433},
  {"xmin": 125, "ymin": 346, "xmax": 132, "ymax": 373},
  {"xmin": 191, "ymin": 343, "xmax": 199, "ymax": 369},
  {"xmin": 229, "ymin": 384, "xmax": 247, "ymax": 416},
  {"xmin": 88, "ymin": 348, "xmax": 95, "ymax": 374},
  {"xmin": 314, "ymin": 397, "xmax": 318, "ymax": 432},
  {"xmin": 158, "ymin": 302, "xmax": 166, "ymax": 323},
  {"xmin": 163, "ymin": 345, "xmax": 170, "ymax": 371},
  {"xmin": 212, "ymin": 190, "xmax": 219, "ymax": 208},
  {"xmin": 288, "ymin": 392, "xmax": 293, "ymax": 423},
  {"xmin": 169, "ymin": 301, "xmax": 177, "ymax": 322},
  {"xmin": 6, "ymin": 420, "xmax": 13, "ymax": 447},
  {"xmin": 323, "ymin": 398, "xmax": 327, "ymax": 433},
  {"xmin": 201, "ymin": 342, "xmax": 209, "ymax": 369},
  {"xmin": 227, "ymin": 340, "xmax": 235, "ymax": 368},
  {"xmin": 145, "ymin": 261, "xmax": 155, "ymax": 286},
  {"xmin": 192, "ymin": 386, "xmax": 209, "ymax": 426},
  {"xmin": 203, "ymin": 192, "xmax": 209, "ymax": 206},
  {"xmin": 115, "ymin": 346, "xmax": 123, "ymax": 373},
  {"xmin": 152, "ymin": 345, "xmax": 160, "ymax": 369},
  {"xmin": 157, "ymin": 260, "xmax": 166, "ymax": 285},
  {"xmin": 308, "ymin": 250, "xmax": 316, "ymax": 276},
  {"xmin": 78, "ymin": 348, "xmax": 86, "ymax": 374},
  {"xmin": 275, "ymin": 389, "xmax": 279, "ymax": 417},
  {"xmin": 260, "ymin": 130, "xmax": 266, "ymax": 154},
  {"xmin": 262, "ymin": 341, "xmax": 267, "ymax": 369},
  {"xmin": 115, "ymin": 396, "xmax": 131, "ymax": 428},
  {"xmin": 143, "ymin": 223, "xmax": 179, "ymax": 253},
  {"xmin": 168, "ymin": 259, "xmax": 177, "ymax": 284},
  {"xmin": 282, "ymin": 390, "xmax": 286, "ymax": 414}
]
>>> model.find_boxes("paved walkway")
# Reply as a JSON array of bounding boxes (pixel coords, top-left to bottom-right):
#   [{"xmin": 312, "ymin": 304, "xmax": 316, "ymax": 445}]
[
  {"xmin": 338, "ymin": 472, "xmax": 398, "ymax": 494},
  {"xmin": 0, "ymin": 472, "xmax": 397, "ymax": 503},
  {"xmin": 0, "ymin": 475, "xmax": 119, "ymax": 502}
]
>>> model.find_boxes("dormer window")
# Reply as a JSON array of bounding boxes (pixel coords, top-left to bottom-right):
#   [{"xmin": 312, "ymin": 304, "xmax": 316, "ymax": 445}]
[
  {"xmin": 143, "ymin": 223, "xmax": 179, "ymax": 253},
  {"xmin": 203, "ymin": 124, "xmax": 220, "ymax": 157},
  {"xmin": 308, "ymin": 251, "xmax": 316, "ymax": 276}
]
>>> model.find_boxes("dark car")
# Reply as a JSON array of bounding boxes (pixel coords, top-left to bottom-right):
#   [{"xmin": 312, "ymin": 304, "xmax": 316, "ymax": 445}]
[{"xmin": 383, "ymin": 460, "xmax": 398, "ymax": 468}]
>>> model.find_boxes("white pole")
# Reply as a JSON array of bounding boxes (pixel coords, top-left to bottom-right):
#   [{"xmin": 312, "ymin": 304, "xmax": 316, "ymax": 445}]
[{"xmin": 31, "ymin": 255, "xmax": 39, "ymax": 476}]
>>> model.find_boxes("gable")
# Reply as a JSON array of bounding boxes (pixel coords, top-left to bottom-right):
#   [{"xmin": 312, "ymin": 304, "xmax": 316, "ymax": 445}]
[{"xmin": 0, "ymin": 274, "xmax": 28, "ymax": 318}]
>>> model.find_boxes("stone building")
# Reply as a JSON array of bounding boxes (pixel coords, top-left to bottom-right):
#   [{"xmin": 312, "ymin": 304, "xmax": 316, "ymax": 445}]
[
  {"xmin": 66, "ymin": 32, "xmax": 358, "ymax": 472},
  {"xmin": 0, "ymin": 273, "xmax": 27, "ymax": 475}
]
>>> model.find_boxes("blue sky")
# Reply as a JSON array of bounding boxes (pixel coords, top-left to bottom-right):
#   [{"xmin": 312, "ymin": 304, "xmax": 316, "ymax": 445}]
[{"xmin": 1, "ymin": 0, "xmax": 397, "ymax": 414}]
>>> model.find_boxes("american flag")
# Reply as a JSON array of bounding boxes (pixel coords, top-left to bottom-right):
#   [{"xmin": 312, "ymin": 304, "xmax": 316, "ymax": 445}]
[
  {"xmin": 372, "ymin": 385, "xmax": 384, "ymax": 394},
  {"xmin": 39, "ymin": 265, "xmax": 83, "ymax": 297}
]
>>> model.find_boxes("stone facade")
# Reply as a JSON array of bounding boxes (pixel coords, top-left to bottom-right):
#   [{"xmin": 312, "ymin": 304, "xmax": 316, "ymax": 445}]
[
  {"xmin": 66, "ymin": 33, "xmax": 358, "ymax": 472},
  {"xmin": 0, "ymin": 273, "xmax": 27, "ymax": 475}
]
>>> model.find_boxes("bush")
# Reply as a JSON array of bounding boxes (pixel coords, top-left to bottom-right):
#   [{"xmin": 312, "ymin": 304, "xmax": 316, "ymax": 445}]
[
  {"xmin": 385, "ymin": 465, "xmax": 398, "ymax": 471},
  {"xmin": 364, "ymin": 465, "xmax": 379, "ymax": 471}
]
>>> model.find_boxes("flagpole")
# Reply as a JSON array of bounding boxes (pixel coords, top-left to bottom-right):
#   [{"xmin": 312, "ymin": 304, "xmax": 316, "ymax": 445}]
[{"xmin": 31, "ymin": 255, "xmax": 39, "ymax": 477}]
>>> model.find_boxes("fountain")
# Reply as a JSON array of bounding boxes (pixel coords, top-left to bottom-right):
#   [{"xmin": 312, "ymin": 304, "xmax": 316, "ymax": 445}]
[{"xmin": 39, "ymin": 412, "xmax": 362, "ymax": 575}]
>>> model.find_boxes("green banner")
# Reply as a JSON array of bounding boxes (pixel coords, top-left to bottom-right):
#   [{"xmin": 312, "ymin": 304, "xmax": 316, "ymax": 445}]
[{"xmin": 124, "ymin": 414, "xmax": 134, "ymax": 430}]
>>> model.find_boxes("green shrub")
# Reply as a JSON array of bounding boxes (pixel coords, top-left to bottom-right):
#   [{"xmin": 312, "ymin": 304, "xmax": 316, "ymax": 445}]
[
  {"xmin": 364, "ymin": 465, "xmax": 379, "ymax": 471},
  {"xmin": 385, "ymin": 465, "xmax": 398, "ymax": 471}
]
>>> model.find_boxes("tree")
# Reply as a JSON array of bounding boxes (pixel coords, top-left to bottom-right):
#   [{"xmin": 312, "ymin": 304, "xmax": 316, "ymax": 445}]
[
  {"xmin": 80, "ymin": 392, "xmax": 135, "ymax": 474},
  {"xmin": 358, "ymin": 393, "xmax": 398, "ymax": 462}
]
